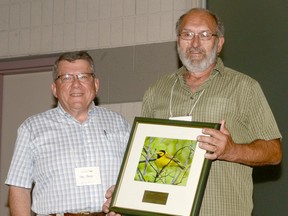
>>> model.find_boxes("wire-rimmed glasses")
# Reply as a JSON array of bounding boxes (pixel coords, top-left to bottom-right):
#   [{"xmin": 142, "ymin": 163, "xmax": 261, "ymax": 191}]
[
  {"xmin": 178, "ymin": 30, "xmax": 218, "ymax": 41},
  {"xmin": 55, "ymin": 73, "xmax": 95, "ymax": 83}
]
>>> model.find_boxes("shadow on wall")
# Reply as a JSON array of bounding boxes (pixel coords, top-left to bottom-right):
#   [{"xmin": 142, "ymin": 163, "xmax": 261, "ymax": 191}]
[{"xmin": 252, "ymin": 164, "xmax": 282, "ymax": 183}]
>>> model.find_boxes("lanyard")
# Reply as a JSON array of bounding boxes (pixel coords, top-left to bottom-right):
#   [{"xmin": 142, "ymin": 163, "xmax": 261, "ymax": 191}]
[
  {"xmin": 169, "ymin": 78, "xmax": 205, "ymax": 118},
  {"xmin": 169, "ymin": 71, "xmax": 219, "ymax": 118}
]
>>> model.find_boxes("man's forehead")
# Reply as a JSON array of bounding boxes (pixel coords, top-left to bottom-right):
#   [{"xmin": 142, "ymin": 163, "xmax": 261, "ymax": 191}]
[{"xmin": 181, "ymin": 12, "xmax": 217, "ymax": 30}]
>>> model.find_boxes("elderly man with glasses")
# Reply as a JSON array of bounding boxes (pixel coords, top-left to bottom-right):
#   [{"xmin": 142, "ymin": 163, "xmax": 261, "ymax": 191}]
[
  {"xmin": 6, "ymin": 51, "xmax": 131, "ymax": 216},
  {"xmin": 103, "ymin": 8, "xmax": 282, "ymax": 216}
]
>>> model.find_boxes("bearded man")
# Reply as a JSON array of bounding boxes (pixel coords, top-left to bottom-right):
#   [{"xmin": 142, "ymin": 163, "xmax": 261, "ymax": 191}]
[{"xmin": 103, "ymin": 8, "xmax": 282, "ymax": 216}]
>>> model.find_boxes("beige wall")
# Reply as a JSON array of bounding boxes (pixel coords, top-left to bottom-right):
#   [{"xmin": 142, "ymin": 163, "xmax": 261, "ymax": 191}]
[
  {"xmin": 0, "ymin": 0, "xmax": 205, "ymax": 59},
  {"xmin": 1, "ymin": 72, "xmax": 55, "ymax": 215}
]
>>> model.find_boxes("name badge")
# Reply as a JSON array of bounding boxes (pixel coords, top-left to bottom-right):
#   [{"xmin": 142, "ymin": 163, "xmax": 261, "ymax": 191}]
[
  {"xmin": 75, "ymin": 167, "xmax": 101, "ymax": 186},
  {"xmin": 169, "ymin": 116, "xmax": 192, "ymax": 121}
]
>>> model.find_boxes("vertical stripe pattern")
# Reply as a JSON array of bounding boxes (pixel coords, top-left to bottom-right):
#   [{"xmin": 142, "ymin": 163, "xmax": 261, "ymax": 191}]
[{"xmin": 141, "ymin": 58, "xmax": 281, "ymax": 216}]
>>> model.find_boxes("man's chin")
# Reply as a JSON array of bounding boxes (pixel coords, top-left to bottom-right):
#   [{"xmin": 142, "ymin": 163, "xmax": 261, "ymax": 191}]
[
  {"xmin": 184, "ymin": 62, "xmax": 210, "ymax": 73},
  {"xmin": 189, "ymin": 55, "xmax": 205, "ymax": 62}
]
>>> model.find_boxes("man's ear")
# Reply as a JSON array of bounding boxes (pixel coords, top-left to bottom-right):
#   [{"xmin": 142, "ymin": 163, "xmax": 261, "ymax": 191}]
[
  {"xmin": 51, "ymin": 82, "xmax": 58, "ymax": 98},
  {"xmin": 94, "ymin": 78, "xmax": 100, "ymax": 94},
  {"xmin": 217, "ymin": 36, "xmax": 225, "ymax": 54}
]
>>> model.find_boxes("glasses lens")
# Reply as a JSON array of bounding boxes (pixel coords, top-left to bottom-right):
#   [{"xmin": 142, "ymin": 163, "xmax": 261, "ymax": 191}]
[
  {"xmin": 77, "ymin": 73, "xmax": 94, "ymax": 82},
  {"xmin": 199, "ymin": 31, "xmax": 212, "ymax": 40},
  {"xmin": 180, "ymin": 32, "xmax": 194, "ymax": 40},
  {"xmin": 59, "ymin": 74, "xmax": 73, "ymax": 82}
]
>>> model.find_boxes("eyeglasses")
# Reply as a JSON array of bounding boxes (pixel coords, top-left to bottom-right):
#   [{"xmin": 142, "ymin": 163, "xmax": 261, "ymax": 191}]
[
  {"xmin": 178, "ymin": 31, "xmax": 218, "ymax": 41},
  {"xmin": 55, "ymin": 73, "xmax": 95, "ymax": 83}
]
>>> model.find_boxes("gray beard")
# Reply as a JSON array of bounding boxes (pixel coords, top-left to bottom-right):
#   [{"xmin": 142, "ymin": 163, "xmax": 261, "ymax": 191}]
[{"xmin": 177, "ymin": 43, "xmax": 218, "ymax": 73}]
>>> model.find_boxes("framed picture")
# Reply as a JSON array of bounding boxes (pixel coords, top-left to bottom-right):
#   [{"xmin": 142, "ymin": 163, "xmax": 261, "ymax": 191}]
[{"xmin": 110, "ymin": 117, "xmax": 220, "ymax": 216}]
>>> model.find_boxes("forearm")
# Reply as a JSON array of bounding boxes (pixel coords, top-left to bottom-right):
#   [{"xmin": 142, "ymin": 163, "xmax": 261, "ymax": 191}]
[
  {"xmin": 231, "ymin": 138, "xmax": 282, "ymax": 166},
  {"xmin": 9, "ymin": 186, "xmax": 31, "ymax": 216}
]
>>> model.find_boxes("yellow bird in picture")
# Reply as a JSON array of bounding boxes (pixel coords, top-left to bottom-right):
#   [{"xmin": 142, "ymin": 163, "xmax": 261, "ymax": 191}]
[{"xmin": 155, "ymin": 150, "xmax": 185, "ymax": 169}]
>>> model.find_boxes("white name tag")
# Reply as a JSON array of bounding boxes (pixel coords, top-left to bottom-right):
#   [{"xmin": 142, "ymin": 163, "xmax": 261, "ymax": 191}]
[
  {"xmin": 75, "ymin": 167, "xmax": 101, "ymax": 186},
  {"xmin": 169, "ymin": 116, "xmax": 192, "ymax": 121}
]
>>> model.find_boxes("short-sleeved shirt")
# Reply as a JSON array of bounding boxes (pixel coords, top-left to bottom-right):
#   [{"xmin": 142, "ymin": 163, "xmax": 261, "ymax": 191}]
[
  {"xmin": 5, "ymin": 103, "xmax": 130, "ymax": 215},
  {"xmin": 142, "ymin": 58, "xmax": 281, "ymax": 215}
]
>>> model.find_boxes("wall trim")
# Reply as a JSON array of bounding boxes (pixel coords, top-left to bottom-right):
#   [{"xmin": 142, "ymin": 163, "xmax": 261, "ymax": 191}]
[{"xmin": 0, "ymin": 55, "xmax": 58, "ymax": 75}]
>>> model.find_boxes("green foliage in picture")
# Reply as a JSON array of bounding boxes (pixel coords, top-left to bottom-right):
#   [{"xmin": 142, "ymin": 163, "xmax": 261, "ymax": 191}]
[{"xmin": 134, "ymin": 136, "xmax": 197, "ymax": 186}]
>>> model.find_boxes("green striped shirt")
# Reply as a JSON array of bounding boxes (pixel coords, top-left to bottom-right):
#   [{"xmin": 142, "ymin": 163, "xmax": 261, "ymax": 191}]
[{"xmin": 142, "ymin": 58, "xmax": 281, "ymax": 216}]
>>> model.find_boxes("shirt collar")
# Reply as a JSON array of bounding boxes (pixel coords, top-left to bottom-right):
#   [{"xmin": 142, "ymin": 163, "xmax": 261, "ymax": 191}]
[
  {"xmin": 213, "ymin": 57, "xmax": 225, "ymax": 76},
  {"xmin": 56, "ymin": 101, "xmax": 97, "ymax": 122}
]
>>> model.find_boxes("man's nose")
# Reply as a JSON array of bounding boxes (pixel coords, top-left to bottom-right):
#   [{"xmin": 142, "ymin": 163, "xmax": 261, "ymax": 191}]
[
  {"xmin": 71, "ymin": 76, "xmax": 81, "ymax": 85},
  {"xmin": 190, "ymin": 35, "xmax": 201, "ymax": 47}
]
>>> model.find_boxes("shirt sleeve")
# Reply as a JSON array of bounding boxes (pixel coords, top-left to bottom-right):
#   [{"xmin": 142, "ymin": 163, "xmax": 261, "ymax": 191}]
[
  {"xmin": 247, "ymin": 81, "xmax": 281, "ymax": 140},
  {"xmin": 5, "ymin": 123, "xmax": 34, "ymax": 189},
  {"xmin": 141, "ymin": 87, "xmax": 154, "ymax": 118}
]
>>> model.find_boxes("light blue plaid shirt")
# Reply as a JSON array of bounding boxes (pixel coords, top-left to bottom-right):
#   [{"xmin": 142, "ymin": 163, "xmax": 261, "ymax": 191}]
[{"xmin": 5, "ymin": 103, "xmax": 131, "ymax": 214}]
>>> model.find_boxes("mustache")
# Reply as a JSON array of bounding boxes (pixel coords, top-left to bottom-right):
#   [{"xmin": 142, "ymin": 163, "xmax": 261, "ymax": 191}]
[{"xmin": 186, "ymin": 47, "xmax": 205, "ymax": 54}]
